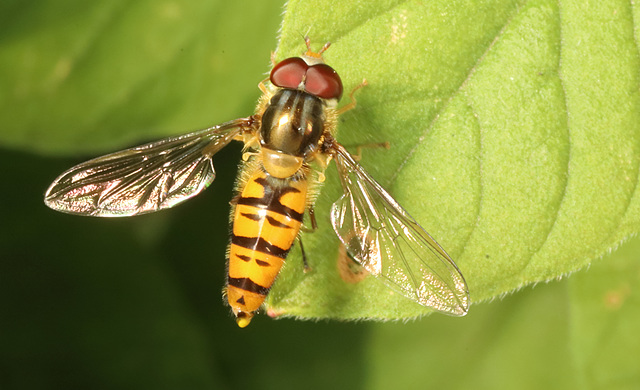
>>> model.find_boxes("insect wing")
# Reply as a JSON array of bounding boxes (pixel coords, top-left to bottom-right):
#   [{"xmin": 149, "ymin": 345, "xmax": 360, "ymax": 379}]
[
  {"xmin": 44, "ymin": 119, "xmax": 248, "ymax": 217},
  {"xmin": 329, "ymin": 144, "xmax": 469, "ymax": 316}
]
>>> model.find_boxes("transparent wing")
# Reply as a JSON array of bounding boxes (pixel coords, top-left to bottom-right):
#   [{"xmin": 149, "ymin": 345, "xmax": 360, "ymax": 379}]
[
  {"xmin": 44, "ymin": 118, "xmax": 252, "ymax": 217},
  {"xmin": 329, "ymin": 143, "xmax": 470, "ymax": 316}
]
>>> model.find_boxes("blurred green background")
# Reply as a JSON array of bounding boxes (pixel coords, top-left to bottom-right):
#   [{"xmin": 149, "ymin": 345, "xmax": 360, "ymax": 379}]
[{"xmin": 1, "ymin": 1, "xmax": 639, "ymax": 389}]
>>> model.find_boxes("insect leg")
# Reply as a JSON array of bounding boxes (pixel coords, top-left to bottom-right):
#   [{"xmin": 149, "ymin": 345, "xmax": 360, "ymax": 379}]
[
  {"xmin": 350, "ymin": 141, "xmax": 391, "ymax": 161},
  {"xmin": 300, "ymin": 206, "xmax": 318, "ymax": 233},
  {"xmin": 258, "ymin": 77, "xmax": 270, "ymax": 94},
  {"xmin": 297, "ymin": 235, "xmax": 312, "ymax": 273},
  {"xmin": 308, "ymin": 207, "xmax": 318, "ymax": 230},
  {"xmin": 336, "ymin": 79, "xmax": 368, "ymax": 115}
]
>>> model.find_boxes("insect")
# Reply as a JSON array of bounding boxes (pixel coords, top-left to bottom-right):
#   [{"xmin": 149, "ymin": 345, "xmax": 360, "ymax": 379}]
[{"xmin": 44, "ymin": 38, "xmax": 470, "ymax": 327}]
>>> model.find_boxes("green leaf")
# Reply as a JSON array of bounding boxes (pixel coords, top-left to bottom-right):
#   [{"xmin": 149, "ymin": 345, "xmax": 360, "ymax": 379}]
[
  {"xmin": 266, "ymin": 0, "xmax": 640, "ymax": 319},
  {"xmin": 4, "ymin": 147, "xmax": 639, "ymax": 389},
  {"xmin": 4, "ymin": 0, "xmax": 639, "ymax": 322},
  {"xmin": 365, "ymin": 234, "xmax": 640, "ymax": 390},
  {"xmin": 0, "ymin": 0, "xmax": 284, "ymax": 154},
  {"xmin": 568, "ymin": 235, "xmax": 640, "ymax": 387},
  {"xmin": 2, "ymin": 2, "xmax": 640, "ymax": 388}
]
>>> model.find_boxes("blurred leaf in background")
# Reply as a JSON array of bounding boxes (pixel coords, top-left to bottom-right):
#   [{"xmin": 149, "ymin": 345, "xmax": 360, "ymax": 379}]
[
  {"xmin": 0, "ymin": 0, "xmax": 278, "ymax": 153},
  {"xmin": 1, "ymin": 0, "xmax": 639, "ymax": 389}
]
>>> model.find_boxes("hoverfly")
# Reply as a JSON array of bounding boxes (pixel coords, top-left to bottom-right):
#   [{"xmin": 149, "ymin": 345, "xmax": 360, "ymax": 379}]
[{"xmin": 44, "ymin": 38, "xmax": 469, "ymax": 327}]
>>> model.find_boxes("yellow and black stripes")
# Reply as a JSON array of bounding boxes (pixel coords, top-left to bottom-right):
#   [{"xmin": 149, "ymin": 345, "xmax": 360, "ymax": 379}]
[{"xmin": 226, "ymin": 168, "xmax": 308, "ymax": 327}]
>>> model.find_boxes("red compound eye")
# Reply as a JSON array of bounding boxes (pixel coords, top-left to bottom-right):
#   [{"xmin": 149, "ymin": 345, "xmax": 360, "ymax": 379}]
[
  {"xmin": 304, "ymin": 63, "xmax": 343, "ymax": 100},
  {"xmin": 270, "ymin": 57, "xmax": 308, "ymax": 89}
]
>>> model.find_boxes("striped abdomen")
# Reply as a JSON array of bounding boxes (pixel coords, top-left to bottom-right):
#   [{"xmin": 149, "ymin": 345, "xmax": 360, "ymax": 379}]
[{"xmin": 226, "ymin": 168, "xmax": 307, "ymax": 327}]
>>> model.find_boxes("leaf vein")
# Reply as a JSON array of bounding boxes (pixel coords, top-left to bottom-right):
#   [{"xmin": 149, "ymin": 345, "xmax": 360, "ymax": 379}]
[
  {"xmin": 389, "ymin": 1, "xmax": 528, "ymax": 185},
  {"xmin": 524, "ymin": 0, "xmax": 572, "ymax": 271}
]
